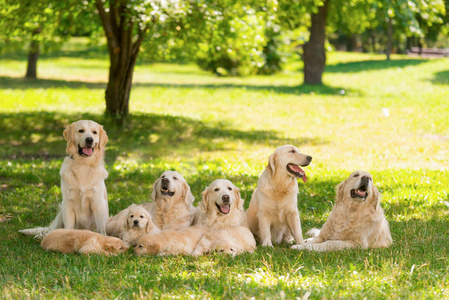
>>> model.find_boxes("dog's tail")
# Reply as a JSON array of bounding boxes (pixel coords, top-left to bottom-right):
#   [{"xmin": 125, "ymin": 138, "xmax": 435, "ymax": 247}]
[
  {"xmin": 19, "ymin": 210, "xmax": 63, "ymax": 239},
  {"xmin": 306, "ymin": 228, "xmax": 321, "ymax": 238}
]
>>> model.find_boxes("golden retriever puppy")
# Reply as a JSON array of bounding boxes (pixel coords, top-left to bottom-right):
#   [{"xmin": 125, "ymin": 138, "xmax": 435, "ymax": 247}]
[
  {"xmin": 41, "ymin": 229, "xmax": 128, "ymax": 256},
  {"xmin": 134, "ymin": 226, "xmax": 207, "ymax": 256},
  {"xmin": 292, "ymin": 171, "xmax": 392, "ymax": 252},
  {"xmin": 193, "ymin": 179, "xmax": 247, "ymax": 229},
  {"xmin": 20, "ymin": 120, "xmax": 109, "ymax": 239},
  {"xmin": 246, "ymin": 145, "xmax": 312, "ymax": 247},
  {"xmin": 106, "ymin": 204, "xmax": 160, "ymax": 246},
  {"xmin": 192, "ymin": 226, "xmax": 256, "ymax": 256},
  {"xmin": 140, "ymin": 171, "xmax": 196, "ymax": 230}
]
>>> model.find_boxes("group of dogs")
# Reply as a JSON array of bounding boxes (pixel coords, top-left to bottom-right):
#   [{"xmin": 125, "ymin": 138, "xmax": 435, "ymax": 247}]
[{"xmin": 20, "ymin": 120, "xmax": 393, "ymax": 256}]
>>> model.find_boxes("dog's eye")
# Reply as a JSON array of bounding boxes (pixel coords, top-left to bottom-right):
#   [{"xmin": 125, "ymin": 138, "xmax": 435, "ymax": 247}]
[
  {"xmin": 173, "ymin": 177, "xmax": 178, "ymax": 181},
  {"xmin": 139, "ymin": 245, "xmax": 143, "ymax": 248},
  {"xmin": 214, "ymin": 188, "xmax": 219, "ymax": 192},
  {"xmin": 354, "ymin": 174, "xmax": 359, "ymax": 177},
  {"xmin": 161, "ymin": 175, "xmax": 165, "ymax": 178},
  {"xmin": 228, "ymin": 187, "xmax": 232, "ymax": 191},
  {"xmin": 119, "ymin": 247, "xmax": 124, "ymax": 250},
  {"xmin": 93, "ymin": 131, "xmax": 97, "ymax": 134},
  {"xmin": 130, "ymin": 215, "xmax": 134, "ymax": 218},
  {"xmin": 140, "ymin": 215, "xmax": 144, "ymax": 218},
  {"xmin": 78, "ymin": 129, "xmax": 85, "ymax": 133},
  {"xmin": 289, "ymin": 149, "xmax": 296, "ymax": 153}
]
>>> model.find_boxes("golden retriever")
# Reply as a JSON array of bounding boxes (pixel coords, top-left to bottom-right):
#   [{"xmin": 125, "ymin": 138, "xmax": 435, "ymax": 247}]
[
  {"xmin": 106, "ymin": 204, "xmax": 160, "ymax": 246},
  {"xmin": 192, "ymin": 179, "xmax": 256, "ymax": 255},
  {"xmin": 41, "ymin": 229, "xmax": 128, "ymax": 255},
  {"xmin": 246, "ymin": 145, "xmax": 312, "ymax": 247},
  {"xmin": 20, "ymin": 120, "xmax": 109, "ymax": 238},
  {"xmin": 192, "ymin": 226, "xmax": 256, "ymax": 256},
  {"xmin": 134, "ymin": 226, "xmax": 207, "ymax": 256},
  {"xmin": 291, "ymin": 170, "xmax": 392, "ymax": 251},
  {"xmin": 193, "ymin": 179, "xmax": 247, "ymax": 229},
  {"xmin": 140, "ymin": 171, "xmax": 196, "ymax": 230}
]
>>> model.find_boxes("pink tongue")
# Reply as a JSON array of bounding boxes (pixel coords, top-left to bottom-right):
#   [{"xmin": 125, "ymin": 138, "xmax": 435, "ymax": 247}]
[
  {"xmin": 302, "ymin": 173, "xmax": 307, "ymax": 183},
  {"xmin": 82, "ymin": 147, "xmax": 93, "ymax": 156},
  {"xmin": 220, "ymin": 205, "xmax": 230, "ymax": 214},
  {"xmin": 290, "ymin": 164, "xmax": 307, "ymax": 182}
]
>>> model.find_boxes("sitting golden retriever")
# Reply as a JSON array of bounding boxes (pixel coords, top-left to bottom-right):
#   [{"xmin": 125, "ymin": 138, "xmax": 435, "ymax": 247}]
[
  {"xmin": 140, "ymin": 171, "xmax": 196, "ymax": 230},
  {"xmin": 134, "ymin": 226, "xmax": 207, "ymax": 256},
  {"xmin": 20, "ymin": 120, "xmax": 109, "ymax": 239},
  {"xmin": 106, "ymin": 204, "xmax": 160, "ymax": 246},
  {"xmin": 246, "ymin": 145, "xmax": 312, "ymax": 247},
  {"xmin": 192, "ymin": 179, "xmax": 256, "ymax": 255},
  {"xmin": 192, "ymin": 226, "xmax": 256, "ymax": 256},
  {"xmin": 292, "ymin": 171, "xmax": 392, "ymax": 252},
  {"xmin": 41, "ymin": 229, "xmax": 128, "ymax": 255}
]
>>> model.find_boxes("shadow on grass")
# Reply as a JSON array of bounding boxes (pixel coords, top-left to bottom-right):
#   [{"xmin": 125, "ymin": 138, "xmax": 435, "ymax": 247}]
[
  {"xmin": 0, "ymin": 111, "xmax": 328, "ymax": 162},
  {"xmin": 325, "ymin": 59, "xmax": 429, "ymax": 73},
  {"xmin": 431, "ymin": 70, "xmax": 449, "ymax": 85},
  {"xmin": 0, "ymin": 76, "xmax": 354, "ymax": 96}
]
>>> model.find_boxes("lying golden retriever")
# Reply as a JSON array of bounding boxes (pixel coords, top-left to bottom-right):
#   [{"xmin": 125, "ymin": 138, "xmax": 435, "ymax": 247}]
[
  {"xmin": 246, "ymin": 145, "xmax": 312, "ymax": 247},
  {"xmin": 106, "ymin": 204, "xmax": 160, "ymax": 246},
  {"xmin": 20, "ymin": 120, "xmax": 109, "ymax": 238},
  {"xmin": 192, "ymin": 226, "xmax": 256, "ymax": 256},
  {"xmin": 41, "ymin": 229, "xmax": 128, "ymax": 255},
  {"xmin": 193, "ymin": 179, "xmax": 256, "ymax": 255},
  {"xmin": 134, "ymin": 226, "xmax": 207, "ymax": 256},
  {"xmin": 292, "ymin": 171, "xmax": 392, "ymax": 252},
  {"xmin": 140, "ymin": 171, "xmax": 196, "ymax": 230}
]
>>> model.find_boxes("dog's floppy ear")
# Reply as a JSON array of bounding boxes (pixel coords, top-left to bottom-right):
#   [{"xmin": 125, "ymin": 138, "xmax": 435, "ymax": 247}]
[
  {"xmin": 266, "ymin": 152, "xmax": 277, "ymax": 177},
  {"xmin": 371, "ymin": 185, "xmax": 381, "ymax": 211},
  {"xmin": 182, "ymin": 180, "xmax": 195, "ymax": 206},
  {"xmin": 234, "ymin": 186, "xmax": 244, "ymax": 211},
  {"xmin": 199, "ymin": 187, "xmax": 210, "ymax": 213},
  {"xmin": 98, "ymin": 125, "xmax": 108, "ymax": 150},
  {"xmin": 335, "ymin": 180, "xmax": 347, "ymax": 205},
  {"xmin": 151, "ymin": 178, "xmax": 161, "ymax": 201},
  {"xmin": 63, "ymin": 123, "xmax": 77, "ymax": 156},
  {"xmin": 144, "ymin": 212, "xmax": 155, "ymax": 233}
]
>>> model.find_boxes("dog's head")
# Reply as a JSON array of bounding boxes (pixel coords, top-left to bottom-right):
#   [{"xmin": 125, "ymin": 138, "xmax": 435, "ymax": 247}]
[
  {"xmin": 63, "ymin": 120, "xmax": 108, "ymax": 159},
  {"xmin": 336, "ymin": 170, "xmax": 381, "ymax": 209},
  {"xmin": 104, "ymin": 237, "xmax": 129, "ymax": 255},
  {"xmin": 199, "ymin": 179, "xmax": 243, "ymax": 215},
  {"xmin": 125, "ymin": 204, "xmax": 155, "ymax": 233},
  {"xmin": 134, "ymin": 234, "xmax": 159, "ymax": 256},
  {"xmin": 266, "ymin": 145, "xmax": 312, "ymax": 182},
  {"xmin": 151, "ymin": 170, "xmax": 194, "ymax": 206}
]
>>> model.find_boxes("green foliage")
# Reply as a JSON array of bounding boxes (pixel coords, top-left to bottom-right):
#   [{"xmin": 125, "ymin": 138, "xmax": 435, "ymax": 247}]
[{"xmin": 1, "ymin": 39, "xmax": 449, "ymax": 298}]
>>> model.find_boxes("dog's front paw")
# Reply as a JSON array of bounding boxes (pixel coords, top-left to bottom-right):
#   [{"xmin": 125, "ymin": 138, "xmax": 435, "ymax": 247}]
[
  {"xmin": 261, "ymin": 240, "xmax": 273, "ymax": 247},
  {"xmin": 291, "ymin": 244, "xmax": 306, "ymax": 251}
]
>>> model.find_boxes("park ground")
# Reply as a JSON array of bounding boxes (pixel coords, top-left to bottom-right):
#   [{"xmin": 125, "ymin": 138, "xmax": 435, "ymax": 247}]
[{"xmin": 0, "ymin": 39, "xmax": 448, "ymax": 298}]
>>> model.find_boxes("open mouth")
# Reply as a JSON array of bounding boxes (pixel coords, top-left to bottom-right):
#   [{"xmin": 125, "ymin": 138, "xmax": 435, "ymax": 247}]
[
  {"xmin": 160, "ymin": 187, "xmax": 175, "ymax": 197},
  {"xmin": 215, "ymin": 203, "xmax": 230, "ymax": 214},
  {"xmin": 286, "ymin": 163, "xmax": 307, "ymax": 182},
  {"xmin": 351, "ymin": 185, "xmax": 368, "ymax": 199},
  {"xmin": 78, "ymin": 145, "xmax": 94, "ymax": 157}
]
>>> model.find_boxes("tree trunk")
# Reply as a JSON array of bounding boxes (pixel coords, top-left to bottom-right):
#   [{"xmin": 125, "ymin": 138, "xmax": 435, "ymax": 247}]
[
  {"xmin": 95, "ymin": 0, "xmax": 148, "ymax": 122},
  {"xmin": 25, "ymin": 28, "xmax": 41, "ymax": 79},
  {"xmin": 386, "ymin": 17, "xmax": 393, "ymax": 61},
  {"xmin": 303, "ymin": 0, "xmax": 330, "ymax": 85}
]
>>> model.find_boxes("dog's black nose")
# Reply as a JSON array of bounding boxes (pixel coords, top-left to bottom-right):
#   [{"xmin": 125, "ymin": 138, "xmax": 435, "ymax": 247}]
[
  {"xmin": 133, "ymin": 220, "xmax": 139, "ymax": 225},
  {"xmin": 307, "ymin": 156, "xmax": 312, "ymax": 162},
  {"xmin": 222, "ymin": 194, "xmax": 230, "ymax": 203},
  {"xmin": 85, "ymin": 137, "xmax": 93, "ymax": 145},
  {"xmin": 361, "ymin": 175, "xmax": 369, "ymax": 182},
  {"xmin": 161, "ymin": 178, "xmax": 170, "ymax": 185}
]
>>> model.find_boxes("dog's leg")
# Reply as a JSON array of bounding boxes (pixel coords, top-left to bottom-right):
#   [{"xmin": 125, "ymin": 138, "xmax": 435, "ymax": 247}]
[
  {"xmin": 62, "ymin": 204, "xmax": 76, "ymax": 230},
  {"xmin": 292, "ymin": 240, "xmax": 356, "ymax": 252},
  {"xmin": 90, "ymin": 193, "xmax": 108, "ymax": 235},
  {"xmin": 258, "ymin": 213, "xmax": 273, "ymax": 247},
  {"xmin": 285, "ymin": 211, "xmax": 304, "ymax": 245}
]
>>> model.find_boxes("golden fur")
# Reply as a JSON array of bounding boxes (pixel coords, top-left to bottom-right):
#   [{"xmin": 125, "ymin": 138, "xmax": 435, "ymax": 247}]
[
  {"xmin": 192, "ymin": 226, "xmax": 256, "ymax": 256},
  {"xmin": 140, "ymin": 171, "xmax": 196, "ymax": 230},
  {"xmin": 292, "ymin": 171, "xmax": 392, "ymax": 252},
  {"xmin": 106, "ymin": 204, "xmax": 160, "ymax": 246},
  {"xmin": 41, "ymin": 229, "xmax": 128, "ymax": 255},
  {"xmin": 246, "ymin": 145, "xmax": 312, "ymax": 246},
  {"xmin": 20, "ymin": 120, "xmax": 109, "ymax": 239},
  {"xmin": 134, "ymin": 226, "xmax": 207, "ymax": 256}
]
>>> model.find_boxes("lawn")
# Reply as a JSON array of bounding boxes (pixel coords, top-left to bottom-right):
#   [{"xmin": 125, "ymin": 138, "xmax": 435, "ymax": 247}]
[{"xmin": 0, "ymin": 39, "xmax": 448, "ymax": 298}]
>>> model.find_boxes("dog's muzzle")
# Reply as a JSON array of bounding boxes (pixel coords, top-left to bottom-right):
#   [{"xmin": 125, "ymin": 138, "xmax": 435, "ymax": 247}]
[
  {"xmin": 160, "ymin": 178, "xmax": 175, "ymax": 196},
  {"xmin": 216, "ymin": 195, "xmax": 231, "ymax": 214},
  {"xmin": 351, "ymin": 176, "xmax": 370, "ymax": 199}
]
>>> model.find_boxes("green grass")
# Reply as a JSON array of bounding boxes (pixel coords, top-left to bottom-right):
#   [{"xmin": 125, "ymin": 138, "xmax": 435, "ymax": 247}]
[{"xmin": 1, "ymin": 38, "xmax": 448, "ymax": 298}]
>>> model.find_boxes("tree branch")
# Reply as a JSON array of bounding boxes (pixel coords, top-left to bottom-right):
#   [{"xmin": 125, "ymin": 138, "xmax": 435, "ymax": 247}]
[{"xmin": 95, "ymin": 0, "xmax": 118, "ymax": 50}]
